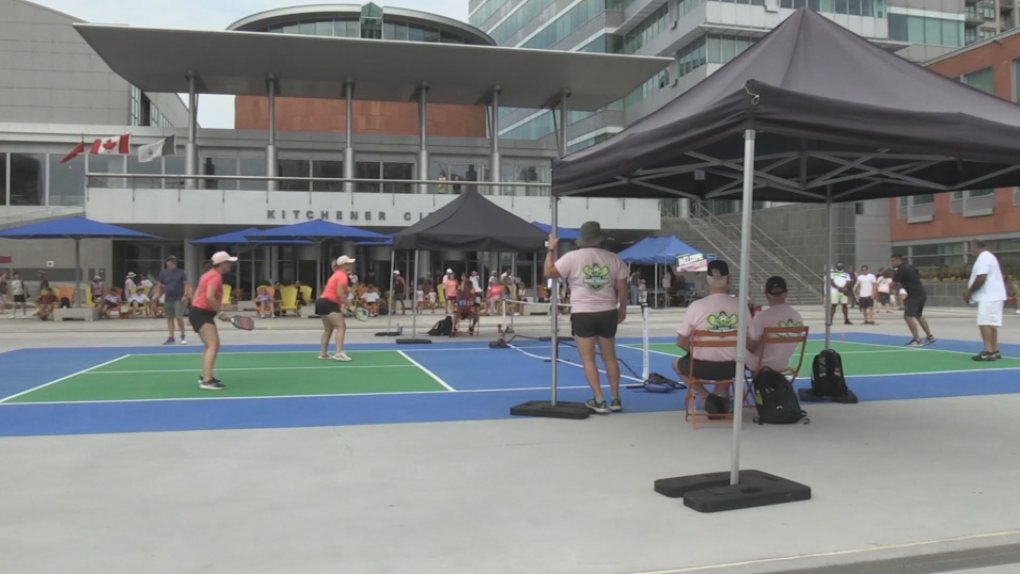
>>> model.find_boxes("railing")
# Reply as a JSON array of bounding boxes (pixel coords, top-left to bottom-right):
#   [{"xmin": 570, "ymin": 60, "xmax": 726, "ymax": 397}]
[
  {"xmin": 949, "ymin": 193, "xmax": 996, "ymax": 216},
  {"xmin": 0, "ymin": 206, "xmax": 84, "ymax": 228}
]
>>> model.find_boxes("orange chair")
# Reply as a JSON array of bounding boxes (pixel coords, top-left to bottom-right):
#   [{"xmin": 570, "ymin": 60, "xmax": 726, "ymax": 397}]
[
  {"xmin": 743, "ymin": 326, "xmax": 810, "ymax": 409},
  {"xmin": 58, "ymin": 286, "xmax": 75, "ymax": 304},
  {"xmin": 683, "ymin": 330, "xmax": 739, "ymax": 429}
]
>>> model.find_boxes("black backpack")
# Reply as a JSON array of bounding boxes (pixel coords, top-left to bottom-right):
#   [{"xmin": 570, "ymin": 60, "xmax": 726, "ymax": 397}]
[
  {"xmin": 811, "ymin": 349, "xmax": 849, "ymax": 397},
  {"xmin": 752, "ymin": 367, "xmax": 808, "ymax": 425},
  {"xmin": 428, "ymin": 316, "xmax": 453, "ymax": 337}
]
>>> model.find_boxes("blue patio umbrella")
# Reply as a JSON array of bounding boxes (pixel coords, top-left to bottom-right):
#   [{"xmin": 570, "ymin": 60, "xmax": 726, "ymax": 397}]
[
  {"xmin": 192, "ymin": 228, "xmax": 311, "ymax": 296},
  {"xmin": 530, "ymin": 221, "xmax": 581, "ymax": 241},
  {"xmin": 249, "ymin": 220, "xmax": 387, "ymax": 294},
  {"xmin": 0, "ymin": 217, "xmax": 157, "ymax": 307}
]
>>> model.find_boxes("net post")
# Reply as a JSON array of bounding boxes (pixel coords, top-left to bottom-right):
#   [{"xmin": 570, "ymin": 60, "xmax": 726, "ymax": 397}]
[{"xmin": 641, "ymin": 304, "xmax": 650, "ymax": 381}]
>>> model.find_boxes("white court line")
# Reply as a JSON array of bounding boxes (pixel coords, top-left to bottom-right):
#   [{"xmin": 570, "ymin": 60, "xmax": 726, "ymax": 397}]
[
  {"xmin": 509, "ymin": 344, "xmax": 646, "ymax": 383},
  {"xmin": 0, "ymin": 384, "xmax": 594, "ymax": 407},
  {"xmin": 849, "ymin": 365, "xmax": 1020, "ymax": 379},
  {"xmin": 0, "ymin": 354, "xmax": 132, "ymax": 404},
  {"xmin": 126, "ymin": 347, "xmax": 497, "ymax": 357},
  {"xmin": 834, "ymin": 338, "xmax": 1019, "ymax": 359},
  {"xmin": 397, "ymin": 350, "xmax": 456, "ymax": 392},
  {"xmin": 631, "ymin": 345, "xmax": 909, "ymax": 359},
  {"xmin": 81, "ymin": 365, "xmax": 418, "ymax": 375},
  {"xmin": 626, "ymin": 528, "xmax": 1020, "ymax": 574}
]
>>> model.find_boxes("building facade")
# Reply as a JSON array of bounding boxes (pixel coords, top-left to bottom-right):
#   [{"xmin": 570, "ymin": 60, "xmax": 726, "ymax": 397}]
[
  {"xmin": 887, "ymin": 30, "xmax": 1020, "ymax": 271},
  {"xmin": 230, "ymin": 4, "xmax": 492, "ymax": 139}
]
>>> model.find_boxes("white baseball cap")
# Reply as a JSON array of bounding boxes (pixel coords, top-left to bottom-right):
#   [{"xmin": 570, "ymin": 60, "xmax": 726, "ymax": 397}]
[
  {"xmin": 393, "ymin": 270, "xmax": 400, "ymax": 275},
  {"xmin": 446, "ymin": 268, "xmax": 454, "ymax": 273},
  {"xmin": 211, "ymin": 251, "xmax": 238, "ymax": 265},
  {"xmin": 336, "ymin": 255, "xmax": 356, "ymax": 266}
]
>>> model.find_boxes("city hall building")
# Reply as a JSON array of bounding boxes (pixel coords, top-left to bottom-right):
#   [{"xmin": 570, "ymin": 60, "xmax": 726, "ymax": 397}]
[{"xmin": 0, "ymin": 0, "xmax": 667, "ymax": 291}]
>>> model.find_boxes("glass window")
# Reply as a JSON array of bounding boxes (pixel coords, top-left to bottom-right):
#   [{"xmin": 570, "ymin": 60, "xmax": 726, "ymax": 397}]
[
  {"xmin": 86, "ymin": 155, "xmax": 124, "ymax": 189},
  {"xmin": 49, "ymin": 153, "xmax": 85, "ymax": 206},
  {"xmin": 126, "ymin": 156, "xmax": 162, "ymax": 189},
  {"xmin": 355, "ymin": 161, "xmax": 381, "ymax": 192},
  {"xmin": 963, "ymin": 67, "xmax": 995, "ymax": 94},
  {"xmin": 924, "ymin": 17, "xmax": 941, "ymax": 45},
  {"xmin": 848, "ymin": 0, "xmax": 860, "ymax": 15},
  {"xmin": 943, "ymin": 20, "xmax": 961, "ymax": 47},
  {"xmin": 9, "ymin": 153, "xmax": 44, "ymax": 206},
  {"xmin": 202, "ymin": 157, "xmax": 237, "ymax": 190},
  {"xmin": 889, "ymin": 14, "xmax": 907, "ymax": 41},
  {"xmin": 912, "ymin": 194, "xmax": 935, "ymax": 204},
  {"xmin": 835, "ymin": 0, "xmax": 847, "ymax": 14},
  {"xmin": 382, "ymin": 162, "xmax": 414, "ymax": 193},
  {"xmin": 282, "ymin": 23, "xmax": 299, "ymax": 34},
  {"xmin": 424, "ymin": 28, "xmax": 441, "ymax": 42},
  {"xmin": 312, "ymin": 160, "xmax": 343, "ymax": 191},
  {"xmin": 163, "ymin": 156, "xmax": 185, "ymax": 189},
  {"xmin": 707, "ymin": 35, "xmax": 721, "ymax": 63},
  {"xmin": 383, "ymin": 22, "xmax": 395, "ymax": 39},
  {"xmin": 298, "ymin": 22, "xmax": 315, "ymax": 35},
  {"xmin": 239, "ymin": 158, "xmax": 266, "ymax": 191},
  {"xmin": 720, "ymin": 36, "xmax": 735, "ymax": 62},
  {"xmin": 391, "ymin": 22, "xmax": 406, "ymax": 40},
  {"xmin": 0, "ymin": 153, "xmax": 6, "ymax": 205},
  {"xmin": 819, "ymin": 0, "xmax": 834, "ymax": 11},
  {"xmin": 408, "ymin": 25, "xmax": 425, "ymax": 42},
  {"xmin": 278, "ymin": 159, "xmax": 310, "ymax": 191},
  {"xmin": 907, "ymin": 15, "xmax": 925, "ymax": 43},
  {"xmin": 315, "ymin": 20, "xmax": 333, "ymax": 36},
  {"xmin": 862, "ymin": 0, "xmax": 874, "ymax": 16}
]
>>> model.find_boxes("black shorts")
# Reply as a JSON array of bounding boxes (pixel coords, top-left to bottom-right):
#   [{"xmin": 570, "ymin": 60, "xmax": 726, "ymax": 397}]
[
  {"xmin": 13, "ymin": 295, "xmax": 26, "ymax": 303},
  {"xmin": 858, "ymin": 297, "xmax": 874, "ymax": 309},
  {"xmin": 904, "ymin": 295, "xmax": 926, "ymax": 318},
  {"xmin": 314, "ymin": 298, "xmax": 341, "ymax": 316},
  {"xmin": 878, "ymin": 293, "xmax": 890, "ymax": 304},
  {"xmin": 188, "ymin": 307, "xmax": 217, "ymax": 333},
  {"xmin": 570, "ymin": 309, "xmax": 618, "ymax": 339},
  {"xmin": 674, "ymin": 356, "xmax": 738, "ymax": 381}
]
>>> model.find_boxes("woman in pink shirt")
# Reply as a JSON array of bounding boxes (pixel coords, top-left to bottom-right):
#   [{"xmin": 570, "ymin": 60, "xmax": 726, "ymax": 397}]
[
  {"xmin": 189, "ymin": 251, "xmax": 238, "ymax": 391},
  {"xmin": 545, "ymin": 221, "xmax": 629, "ymax": 415}
]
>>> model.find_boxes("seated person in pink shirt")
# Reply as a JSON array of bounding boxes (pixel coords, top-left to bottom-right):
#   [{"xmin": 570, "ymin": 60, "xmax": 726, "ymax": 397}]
[
  {"xmin": 674, "ymin": 260, "xmax": 741, "ymax": 416},
  {"xmin": 746, "ymin": 276, "xmax": 805, "ymax": 374}
]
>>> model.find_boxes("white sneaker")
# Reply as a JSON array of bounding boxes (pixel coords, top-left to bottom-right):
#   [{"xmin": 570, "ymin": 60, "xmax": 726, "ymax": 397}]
[
  {"xmin": 333, "ymin": 352, "xmax": 352, "ymax": 362},
  {"xmin": 318, "ymin": 354, "xmax": 329, "ymax": 360},
  {"xmin": 179, "ymin": 338, "xmax": 187, "ymax": 345}
]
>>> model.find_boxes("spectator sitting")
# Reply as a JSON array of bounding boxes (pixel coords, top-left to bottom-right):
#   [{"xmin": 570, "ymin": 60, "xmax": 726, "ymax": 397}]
[
  {"xmin": 746, "ymin": 276, "xmax": 805, "ymax": 374},
  {"xmin": 638, "ymin": 279, "xmax": 648, "ymax": 306},
  {"xmin": 273, "ymin": 281, "xmax": 282, "ymax": 317},
  {"xmin": 90, "ymin": 275, "xmax": 105, "ymax": 307},
  {"xmin": 294, "ymin": 281, "xmax": 307, "ymax": 306},
  {"xmin": 453, "ymin": 281, "xmax": 479, "ymax": 335},
  {"xmin": 363, "ymin": 286, "xmax": 381, "ymax": 316},
  {"xmin": 102, "ymin": 289, "xmax": 121, "ymax": 318},
  {"xmin": 36, "ymin": 280, "xmax": 57, "ymax": 320},
  {"xmin": 255, "ymin": 286, "xmax": 275, "ymax": 318},
  {"xmin": 672, "ymin": 260, "xmax": 741, "ymax": 417}
]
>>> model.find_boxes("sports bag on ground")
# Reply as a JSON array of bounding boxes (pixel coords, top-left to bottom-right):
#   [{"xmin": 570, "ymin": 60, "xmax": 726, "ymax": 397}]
[
  {"xmin": 811, "ymin": 348, "xmax": 849, "ymax": 397},
  {"xmin": 427, "ymin": 316, "xmax": 453, "ymax": 337},
  {"xmin": 752, "ymin": 367, "xmax": 808, "ymax": 425}
]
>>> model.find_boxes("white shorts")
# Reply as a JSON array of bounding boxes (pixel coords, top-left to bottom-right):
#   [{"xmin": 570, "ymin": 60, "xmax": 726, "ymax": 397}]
[
  {"xmin": 830, "ymin": 292, "xmax": 849, "ymax": 305},
  {"xmin": 977, "ymin": 300, "xmax": 1004, "ymax": 327},
  {"xmin": 129, "ymin": 295, "xmax": 149, "ymax": 304}
]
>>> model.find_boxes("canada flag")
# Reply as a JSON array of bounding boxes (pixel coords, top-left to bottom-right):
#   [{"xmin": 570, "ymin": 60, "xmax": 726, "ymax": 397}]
[{"xmin": 89, "ymin": 134, "xmax": 131, "ymax": 156}]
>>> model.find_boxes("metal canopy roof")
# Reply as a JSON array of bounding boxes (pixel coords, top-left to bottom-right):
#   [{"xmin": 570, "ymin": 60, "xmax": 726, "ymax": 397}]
[{"xmin": 73, "ymin": 24, "xmax": 672, "ymax": 111}]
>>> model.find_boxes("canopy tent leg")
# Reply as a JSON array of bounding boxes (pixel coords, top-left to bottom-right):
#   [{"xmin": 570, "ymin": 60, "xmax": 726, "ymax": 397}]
[
  {"xmin": 74, "ymin": 238, "xmax": 81, "ymax": 308},
  {"xmin": 825, "ymin": 189, "xmax": 834, "ymax": 349},
  {"xmin": 376, "ymin": 249, "xmax": 400, "ymax": 336},
  {"xmin": 396, "ymin": 250, "xmax": 430, "ymax": 344},
  {"xmin": 652, "ymin": 129, "xmax": 811, "ymax": 511}
]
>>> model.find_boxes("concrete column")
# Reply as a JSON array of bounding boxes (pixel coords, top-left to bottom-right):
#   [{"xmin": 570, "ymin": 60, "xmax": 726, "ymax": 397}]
[
  {"xmin": 490, "ymin": 86, "xmax": 501, "ymax": 196},
  {"xmin": 418, "ymin": 83, "xmax": 430, "ymax": 194},
  {"xmin": 344, "ymin": 81, "xmax": 355, "ymax": 193},
  {"xmin": 263, "ymin": 246, "xmax": 273, "ymax": 282},
  {"xmin": 418, "ymin": 251, "xmax": 432, "ymax": 280},
  {"xmin": 185, "ymin": 73, "xmax": 199, "ymax": 190},
  {"xmin": 266, "ymin": 75, "xmax": 279, "ymax": 192},
  {"xmin": 270, "ymin": 245, "xmax": 280, "ymax": 282},
  {"xmin": 184, "ymin": 239, "xmax": 200, "ymax": 286}
]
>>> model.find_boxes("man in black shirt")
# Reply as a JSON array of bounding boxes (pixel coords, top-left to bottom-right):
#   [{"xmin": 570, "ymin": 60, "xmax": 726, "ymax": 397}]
[{"xmin": 890, "ymin": 254, "xmax": 935, "ymax": 347}]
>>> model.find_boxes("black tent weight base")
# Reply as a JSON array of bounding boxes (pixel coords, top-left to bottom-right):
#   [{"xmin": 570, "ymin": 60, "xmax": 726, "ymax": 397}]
[
  {"xmin": 654, "ymin": 470, "xmax": 810, "ymax": 513},
  {"xmin": 510, "ymin": 400, "xmax": 590, "ymax": 420},
  {"xmin": 396, "ymin": 338, "xmax": 432, "ymax": 345},
  {"xmin": 375, "ymin": 331, "xmax": 401, "ymax": 337}
]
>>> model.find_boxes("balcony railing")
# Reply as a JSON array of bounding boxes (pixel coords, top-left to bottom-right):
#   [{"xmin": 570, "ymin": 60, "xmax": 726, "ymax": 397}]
[{"xmin": 949, "ymin": 193, "xmax": 996, "ymax": 217}]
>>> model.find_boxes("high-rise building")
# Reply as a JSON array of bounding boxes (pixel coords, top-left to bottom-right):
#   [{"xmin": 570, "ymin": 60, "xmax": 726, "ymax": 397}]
[{"xmin": 472, "ymin": 0, "xmax": 970, "ymax": 151}]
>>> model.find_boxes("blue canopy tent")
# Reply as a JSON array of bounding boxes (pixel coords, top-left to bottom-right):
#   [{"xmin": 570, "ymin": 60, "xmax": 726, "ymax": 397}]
[
  {"xmin": 0, "ymin": 217, "xmax": 157, "ymax": 307},
  {"xmin": 192, "ymin": 228, "xmax": 310, "ymax": 298},
  {"xmin": 249, "ymin": 220, "xmax": 386, "ymax": 297},
  {"xmin": 530, "ymin": 222, "xmax": 581, "ymax": 241},
  {"xmin": 618, "ymin": 236, "xmax": 709, "ymax": 307}
]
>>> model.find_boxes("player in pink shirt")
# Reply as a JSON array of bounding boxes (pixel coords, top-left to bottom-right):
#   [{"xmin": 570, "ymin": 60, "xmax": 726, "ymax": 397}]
[
  {"xmin": 545, "ymin": 221, "xmax": 629, "ymax": 414},
  {"xmin": 674, "ymin": 260, "xmax": 742, "ymax": 416}
]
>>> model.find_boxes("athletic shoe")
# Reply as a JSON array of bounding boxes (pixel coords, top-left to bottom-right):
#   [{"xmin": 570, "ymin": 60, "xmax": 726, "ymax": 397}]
[
  {"xmin": 333, "ymin": 352, "xmax": 352, "ymax": 362},
  {"xmin": 905, "ymin": 339, "xmax": 924, "ymax": 347},
  {"xmin": 199, "ymin": 378, "xmax": 225, "ymax": 391},
  {"xmin": 586, "ymin": 397, "xmax": 608, "ymax": 414},
  {"xmin": 844, "ymin": 320, "xmax": 853, "ymax": 325},
  {"xmin": 704, "ymin": 394, "xmax": 728, "ymax": 415},
  {"xmin": 162, "ymin": 337, "xmax": 175, "ymax": 345},
  {"xmin": 992, "ymin": 351, "xmax": 1003, "ymax": 360},
  {"xmin": 610, "ymin": 397, "xmax": 623, "ymax": 412},
  {"xmin": 179, "ymin": 337, "xmax": 187, "ymax": 345},
  {"xmin": 973, "ymin": 351, "xmax": 995, "ymax": 362},
  {"xmin": 925, "ymin": 335, "xmax": 937, "ymax": 346}
]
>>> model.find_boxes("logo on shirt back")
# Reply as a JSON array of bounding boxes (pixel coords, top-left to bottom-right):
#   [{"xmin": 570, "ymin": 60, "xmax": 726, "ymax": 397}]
[
  {"xmin": 775, "ymin": 318, "xmax": 804, "ymax": 337},
  {"xmin": 706, "ymin": 311, "xmax": 739, "ymax": 332},
  {"xmin": 582, "ymin": 264, "xmax": 611, "ymax": 291}
]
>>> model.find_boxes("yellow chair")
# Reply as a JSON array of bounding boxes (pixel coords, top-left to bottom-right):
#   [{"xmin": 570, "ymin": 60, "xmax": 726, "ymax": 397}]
[
  {"xmin": 221, "ymin": 284, "xmax": 233, "ymax": 310},
  {"xmin": 300, "ymin": 285, "xmax": 313, "ymax": 306},
  {"xmin": 86, "ymin": 286, "xmax": 95, "ymax": 307},
  {"xmin": 279, "ymin": 285, "xmax": 299, "ymax": 316}
]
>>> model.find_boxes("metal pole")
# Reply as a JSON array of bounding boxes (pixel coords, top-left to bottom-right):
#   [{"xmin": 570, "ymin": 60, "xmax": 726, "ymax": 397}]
[
  {"xmin": 266, "ymin": 75, "xmax": 278, "ymax": 192},
  {"xmin": 729, "ymin": 129, "xmax": 756, "ymax": 487},
  {"xmin": 641, "ymin": 305, "xmax": 650, "ymax": 380},
  {"xmin": 417, "ymin": 83, "xmax": 430, "ymax": 195},
  {"xmin": 74, "ymin": 238, "xmax": 81, "ymax": 308},
  {"xmin": 550, "ymin": 196, "xmax": 560, "ymax": 406},
  {"xmin": 387, "ymin": 249, "xmax": 395, "ymax": 332},
  {"xmin": 825, "ymin": 187, "xmax": 834, "ymax": 349},
  {"xmin": 411, "ymin": 250, "xmax": 420, "ymax": 338},
  {"xmin": 344, "ymin": 81, "xmax": 355, "ymax": 194},
  {"xmin": 185, "ymin": 73, "xmax": 199, "ymax": 190},
  {"xmin": 317, "ymin": 241, "xmax": 323, "ymax": 307},
  {"xmin": 490, "ymin": 86, "xmax": 501, "ymax": 195}
]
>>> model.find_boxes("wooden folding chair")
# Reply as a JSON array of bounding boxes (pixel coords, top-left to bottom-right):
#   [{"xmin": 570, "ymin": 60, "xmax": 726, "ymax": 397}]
[
  {"xmin": 683, "ymin": 330, "xmax": 738, "ymax": 429},
  {"xmin": 743, "ymin": 326, "xmax": 810, "ymax": 408}
]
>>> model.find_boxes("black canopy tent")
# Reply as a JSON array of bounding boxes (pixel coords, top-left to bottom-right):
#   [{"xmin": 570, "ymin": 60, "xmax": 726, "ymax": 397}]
[
  {"xmin": 548, "ymin": 8, "xmax": 1020, "ymax": 504},
  {"xmin": 392, "ymin": 190, "xmax": 549, "ymax": 343}
]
